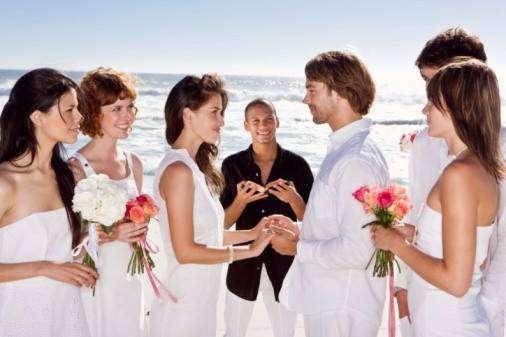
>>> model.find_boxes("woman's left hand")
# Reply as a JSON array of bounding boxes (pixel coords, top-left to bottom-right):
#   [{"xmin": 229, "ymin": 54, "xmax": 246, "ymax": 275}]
[{"xmin": 370, "ymin": 224, "xmax": 404, "ymax": 251}]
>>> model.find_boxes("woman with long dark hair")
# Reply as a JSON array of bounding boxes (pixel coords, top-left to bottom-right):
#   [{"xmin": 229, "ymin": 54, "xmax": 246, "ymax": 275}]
[
  {"xmin": 149, "ymin": 74, "xmax": 274, "ymax": 337},
  {"xmin": 371, "ymin": 60, "xmax": 503, "ymax": 336},
  {"xmin": 69, "ymin": 67, "xmax": 146, "ymax": 337},
  {"xmin": 0, "ymin": 68, "xmax": 97, "ymax": 337}
]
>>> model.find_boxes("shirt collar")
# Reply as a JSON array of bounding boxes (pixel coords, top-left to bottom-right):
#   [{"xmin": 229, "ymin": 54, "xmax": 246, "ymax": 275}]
[
  {"xmin": 327, "ymin": 118, "xmax": 372, "ymax": 151},
  {"xmin": 245, "ymin": 143, "xmax": 286, "ymax": 166}
]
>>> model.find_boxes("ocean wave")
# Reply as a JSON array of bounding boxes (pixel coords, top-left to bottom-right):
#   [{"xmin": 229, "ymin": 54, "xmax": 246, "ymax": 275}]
[
  {"xmin": 373, "ymin": 119, "xmax": 426, "ymax": 125},
  {"xmin": 0, "ymin": 88, "xmax": 10, "ymax": 96}
]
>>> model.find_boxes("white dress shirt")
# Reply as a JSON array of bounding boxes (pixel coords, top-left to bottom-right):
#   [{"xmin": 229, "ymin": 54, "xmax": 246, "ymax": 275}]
[
  {"xmin": 280, "ymin": 118, "xmax": 390, "ymax": 328},
  {"xmin": 404, "ymin": 126, "xmax": 506, "ymax": 334}
]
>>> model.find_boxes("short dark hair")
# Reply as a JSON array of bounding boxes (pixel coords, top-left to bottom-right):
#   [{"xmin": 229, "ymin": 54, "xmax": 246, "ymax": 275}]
[
  {"xmin": 305, "ymin": 51, "xmax": 375, "ymax": 115},
  {"xmin": 416, "ymin": 27, "xmax": 487, "ymax": 69},
  {"xmin": 244, "ymin": 98, "xmax": 276, "ymax": 119}
]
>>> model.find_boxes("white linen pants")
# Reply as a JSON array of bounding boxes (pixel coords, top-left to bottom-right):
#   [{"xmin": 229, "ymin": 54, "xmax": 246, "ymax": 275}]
[
  {"xmin": 224, "ymin": 265, "xmax": 296, "ymax": 337},
  {"xmin": 303, "ymin": 310, "xmax": 378, "ymax": 337}
]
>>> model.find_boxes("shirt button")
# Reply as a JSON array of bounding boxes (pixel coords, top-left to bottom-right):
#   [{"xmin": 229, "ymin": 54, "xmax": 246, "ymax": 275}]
[
  {"xmin": 255, "ymin": 173, "xmax": 259, "ymax": 176},
  {"xmin": 261, "ymin": 209, "xmax": 265, "ymax": 213},
  {"xmin": 256, "ymin": 266, "xmax": 261, "ymax": 270}
]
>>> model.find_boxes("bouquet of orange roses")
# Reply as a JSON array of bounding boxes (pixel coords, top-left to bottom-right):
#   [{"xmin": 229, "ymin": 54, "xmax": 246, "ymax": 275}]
[
  {"xmin": 353, "ymin": 184, "xmax": 412, "ymax": 277},
  {"xmin": 124, "ymin": 194, "xmax": 177, "ymax": 303},
  {"xmin": 124, "ymin": 194, "xmax": 158, "ymax": 277}
]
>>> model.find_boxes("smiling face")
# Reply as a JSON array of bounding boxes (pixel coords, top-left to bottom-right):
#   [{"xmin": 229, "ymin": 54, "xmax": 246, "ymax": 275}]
[
  {"xmin": 35, "ymin": 88, "xmax": 82, "ymax": 144},
  {"xmin": 100, "ymin": 98, "xmax": 137, "ymax": 139},
  {"xmin": 187, "ymin": 93, "xmax": 225, "ymax": 144},
  {"xmin": 244, "ymin": 104, "xmax": 278, "ymax": 145},
  {"xmin": 303, "ymin": 80, "xmax": 339, "ymax": 125}
]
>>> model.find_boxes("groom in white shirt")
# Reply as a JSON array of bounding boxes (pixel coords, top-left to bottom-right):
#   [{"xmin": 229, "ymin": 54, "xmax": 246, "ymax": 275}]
[{"xmin": 269, "ymin": 50, "xmax": 390, "ymax": 337}]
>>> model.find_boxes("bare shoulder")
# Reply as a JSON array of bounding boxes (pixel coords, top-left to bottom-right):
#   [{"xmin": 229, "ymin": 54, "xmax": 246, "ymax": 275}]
[
  {"xmin": 440, "ymin": 158, "xmax": 492, "ymax": 196},
  {"xmin": 159, "ymin": 161, "xmax": 194, "ymax": 198},
  {"xmin": 161, "ymin": 161, "xmax": 193, "ymax": 184},
  {"xmin": 67, "ymin": 157, "xmax": 86, "ymax": 182}
]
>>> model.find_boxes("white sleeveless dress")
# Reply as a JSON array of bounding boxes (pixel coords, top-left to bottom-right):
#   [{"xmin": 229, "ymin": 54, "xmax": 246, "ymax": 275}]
[
  {"xmin": 149, "ymin": 148, "xmax": 224, "ymax": 337},
  {"xmin": 408, "ymin": 203, "xmax": 492, "ymax": 336},
  {"xmin": 73, "ymin": 151, "xmax": 145, "ymax": 337},
  {"xmin": 0, "ymin": 208, "xmax": 90, "ymax": 337}
]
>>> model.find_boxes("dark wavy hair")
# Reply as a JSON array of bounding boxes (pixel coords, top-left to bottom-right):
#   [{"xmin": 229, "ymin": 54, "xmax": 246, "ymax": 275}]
[
  {"xmin": 416, "ymin": 27, "xmax": 487, "ymax": 69},
  {"xmin": 0, "ymin": 68, "xmax": 82, "ymax": 247},
  {"xmin": 164, "ymin": 74, "xmax": 228, "ymax": 194},
  {"xmin": 427, "ymin": 60, "xmax": 503, "ymax": 181}
]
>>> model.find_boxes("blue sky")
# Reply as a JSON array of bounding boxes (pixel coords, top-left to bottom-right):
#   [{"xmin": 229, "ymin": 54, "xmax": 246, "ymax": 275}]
[{"xmin": 1, "ymin": 0, "xmax": 505, "ymax": 85}]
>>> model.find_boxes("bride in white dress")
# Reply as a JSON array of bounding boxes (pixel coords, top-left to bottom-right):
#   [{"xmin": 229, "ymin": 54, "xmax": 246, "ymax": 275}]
[
  {"xmin": 69, "ymin": 68, "xmax": 147, "ymax": 337},
  {"xmin": 371, "ymin": 60, "xmax": 503, "ymax": 336},
  {"xmin": 0, "ymin": 68, "xmax": 97, "ymax": 337},
  {"xmin": 149, "ymin": 74, "xmax": 274, "ymax": 337}
]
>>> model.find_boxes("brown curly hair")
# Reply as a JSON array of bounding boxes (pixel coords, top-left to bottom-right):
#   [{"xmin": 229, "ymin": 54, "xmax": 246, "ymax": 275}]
[
  {"xmin": 79, "ymin": 67, "xmax": 137, "ymax": 137},
  {"xmin": 164, "ymin": 74, "xmax": 228, "ymax": 194}
]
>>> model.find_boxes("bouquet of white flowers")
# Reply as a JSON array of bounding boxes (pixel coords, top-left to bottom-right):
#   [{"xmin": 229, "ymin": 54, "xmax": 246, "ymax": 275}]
[{"xmin": 72, "ymin": 174, "xmax": 128, "ymax": 294}]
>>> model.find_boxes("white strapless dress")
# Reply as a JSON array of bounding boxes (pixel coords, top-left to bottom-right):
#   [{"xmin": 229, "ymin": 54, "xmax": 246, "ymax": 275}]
[
  {"xmin": 408, "ymin": 204, "xmax": 492, "ymax": 336},
  {"xmin": 0, "ymin": 209, "xmax": 90, "ymax": 337},
  {"xmin": 72, "ymin": 151, "xmax": 145, "ymax": 337},
  {"xmin": 149, "ymin": 148, "xmax": 224, "ymax": 337}
]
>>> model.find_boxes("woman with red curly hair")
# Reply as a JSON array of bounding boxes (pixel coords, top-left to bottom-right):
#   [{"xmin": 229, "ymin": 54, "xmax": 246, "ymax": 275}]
[{"xmin": 69, "ymin": 68, "xmax": 146, "ymax": 337}]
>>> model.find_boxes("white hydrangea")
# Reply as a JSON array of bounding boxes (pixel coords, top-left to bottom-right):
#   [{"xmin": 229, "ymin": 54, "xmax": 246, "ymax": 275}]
[{"xmin": 72, "ymin": 174, "xmax": 128, "ymax": 227}]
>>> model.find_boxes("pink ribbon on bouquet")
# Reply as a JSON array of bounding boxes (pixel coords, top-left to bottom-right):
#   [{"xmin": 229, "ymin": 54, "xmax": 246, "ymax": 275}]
[
  {"xmin": 138, "ymin": 237, "xmax": 178, "ymax": 303},
  {"xmin": 388, "ymin": 261, "xmax": 396, "ymax": 337}
]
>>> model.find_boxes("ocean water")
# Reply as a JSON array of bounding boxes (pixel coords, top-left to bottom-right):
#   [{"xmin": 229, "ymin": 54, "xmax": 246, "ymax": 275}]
[{"xmin": 1, "ymin": 69, "xmax": 503, "ymax": 192}]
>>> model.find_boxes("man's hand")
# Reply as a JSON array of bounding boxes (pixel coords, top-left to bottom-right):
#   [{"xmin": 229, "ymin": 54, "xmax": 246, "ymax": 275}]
[
  {"xmin": 235, "ymin": 180, "xmax": 268, "ymax": 206},
  {"xmin": 267, "ymin": 215, "xmax": 299, "ymax": 256},
  {"xmin": 266, "ymin": 179, "xmax": 303, "ymax": 205}
]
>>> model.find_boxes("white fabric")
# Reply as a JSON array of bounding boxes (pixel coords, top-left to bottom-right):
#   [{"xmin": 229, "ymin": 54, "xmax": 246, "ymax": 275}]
[
  {"xmin": 0, "ymin": 208, "xmax": 90, "ymax": 337},
  {"xmin": 280, "ymin": 118, "xmax": 389, "ymax": 336},
  {"xmin": 303, "ymin": 309, "xmax": 377, "ymax": 337},
  {"xmin": 73, "ymin": 151, "xmax": 145, "ymax": 337},
  {"xmin": 224, "ymin": 265, "xmax": 296, "ymax": 337},
  {"xmin": 399, "ymin": 316, "xmax": 414, "ymax": 337},
  {"xmin": 408, "ymin": 204, "xmax": 492, "ymax": 336},
  {"xmin": 149, "ymin": 147, "xmax": 224, "ymax": 337}
]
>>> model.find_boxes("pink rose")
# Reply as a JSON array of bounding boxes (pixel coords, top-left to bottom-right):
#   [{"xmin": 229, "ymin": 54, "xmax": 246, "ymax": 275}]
[
  {"xmin": 136, "ymin": 194, "xmax": 149, "ymax": 203},
  {"xmin": 363, "ymin": 185, "xmax": 380, "ymax": 208},
  {"xmin": 143, "ymin": 202, "xmax": 158, "ymax": 218},
  {"xmin": 128, "ymin": 205, "xmax": 146, "ymax": 224},
  {"xmin": 352, "ymin": 186, "xmax": 370, "ymax": 203},
  {"xmin": 377, "ymin": 190, "xmax": 395, "ymax": 208},
  {"xmin": 393, "ymin": 201, "xmax": 410, "ymax": 219}
]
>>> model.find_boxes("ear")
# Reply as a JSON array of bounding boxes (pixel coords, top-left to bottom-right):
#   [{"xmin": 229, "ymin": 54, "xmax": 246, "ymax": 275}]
[
  {"xmin": 182, "ymin": 107, "xmax": 193, "ymax": 124},
  {"xmin": 244, "ymin": 120, "xmax": 249, "ymax": 131},
  {"xmin": 30, "ymin": 110, "xmax": 44, "ymax": 127},
  {"xmin": 275, "ymin": 116, "xmax": 280, "ymax": 128}
]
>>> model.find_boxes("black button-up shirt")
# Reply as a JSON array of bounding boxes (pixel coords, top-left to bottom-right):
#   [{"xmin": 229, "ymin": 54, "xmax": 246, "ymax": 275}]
[{"xmin": 220, "ymin": 144, "xmax": 314, "ymax": 301}]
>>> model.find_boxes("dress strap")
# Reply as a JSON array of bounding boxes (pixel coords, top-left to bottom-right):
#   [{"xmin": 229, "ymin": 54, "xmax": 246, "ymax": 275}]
[{"xmin": 70, "ymin": 152, "xmax": 96, "ymax": 177}]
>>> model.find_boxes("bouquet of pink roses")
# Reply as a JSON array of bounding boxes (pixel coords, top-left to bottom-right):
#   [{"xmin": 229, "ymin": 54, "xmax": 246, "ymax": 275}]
[
  {"xmin": 124, "ymin": 194, "xmax": 177, "ymax": 303},
  {"xmin": 124, "ymin": 194, "xmax": 158, "ymax": 276},
  {"xmin": 353, "ymin": 184, "xmax": 412, "ymax": 277}
]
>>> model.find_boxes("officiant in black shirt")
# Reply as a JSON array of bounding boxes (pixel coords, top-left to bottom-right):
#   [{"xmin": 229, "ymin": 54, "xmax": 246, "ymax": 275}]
[{"xmin": 220, "ymin": 98, "xmax": 313, "ymax": 337}]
